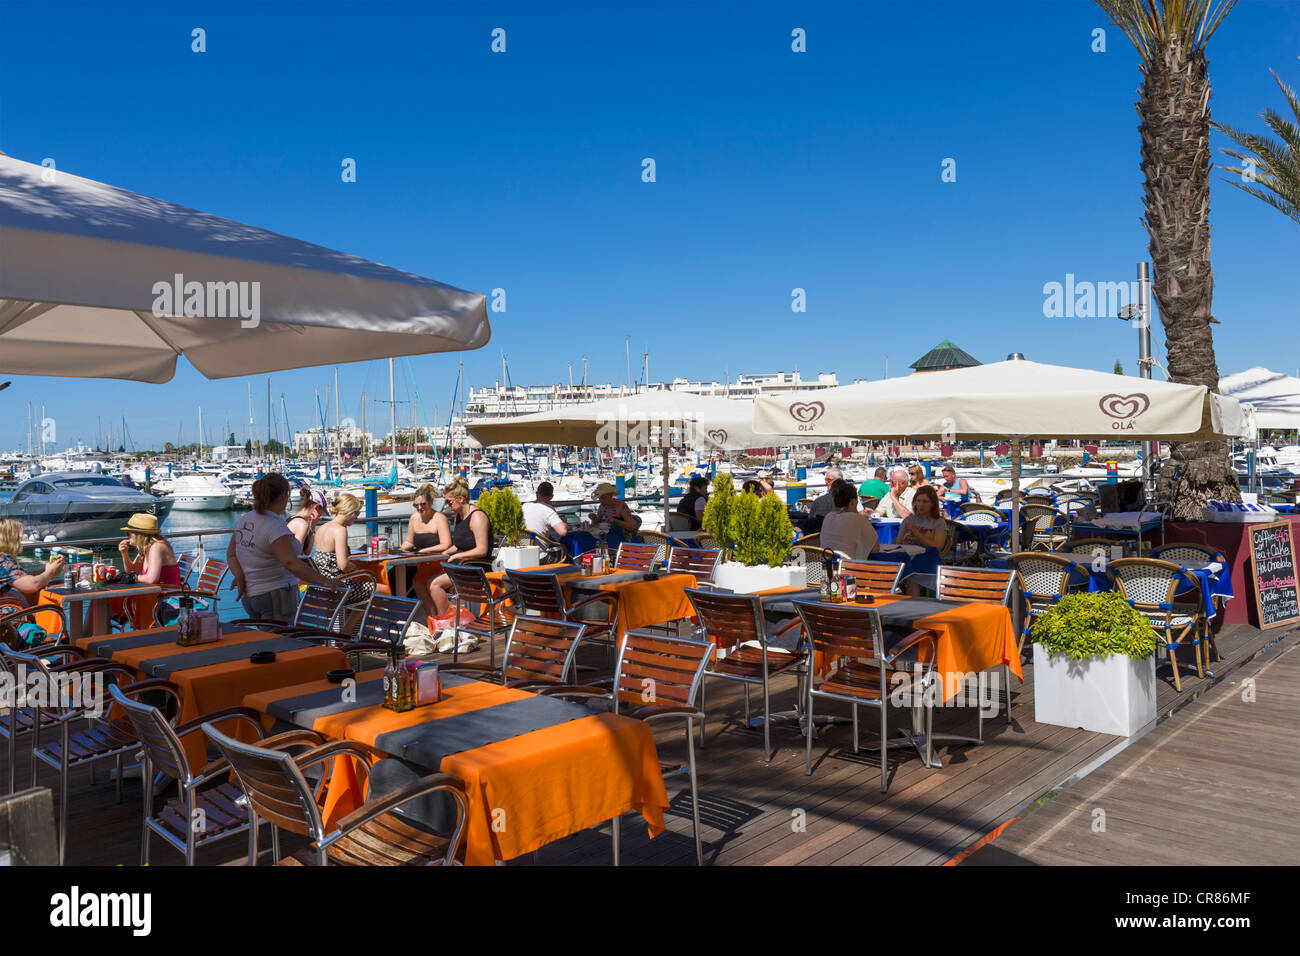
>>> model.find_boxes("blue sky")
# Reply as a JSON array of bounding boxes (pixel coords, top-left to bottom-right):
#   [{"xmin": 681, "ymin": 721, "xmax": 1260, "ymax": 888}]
[{"xmin": 1, "ymin": 0, "xmax": 1297, "ymax": 451}]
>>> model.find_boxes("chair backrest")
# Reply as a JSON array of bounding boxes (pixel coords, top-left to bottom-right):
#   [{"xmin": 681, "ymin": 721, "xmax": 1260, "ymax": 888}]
[
  {"xmin": 1056, "ymin": 497, "xmax": 1093, "ymax": 517},
  {"xmin": 795, "ymin": 498, "xmax": 813, "ymax": 514},
  {"xmin": 666, "ymin": 512, "xmax": 696, "ymax": 532},
  {"xmin": 526, "ymin": 531, "xmax": 567, "ymax": 565},
  {"xmin": 936, "ymin": 566, "xmax": 1014, "ymax": 605},
  {"xmin": 610, "ymin": 630, "xmax": 714, "ymax": 712},
  {"xmin": 501, "ymin": 617, "xmax": 586, "ymax": 685},
  {"xmin": 0, "ymin": 601, "xmax": 66, "ymax": 647},
  {"xmin": 615, "ymin": 542, "xmax": 660, "ymax": 571},
  {"xmin": 175, "ymin": 552, "xmax": 198, "ymax": 585},
  {"xmin": 1020, "ymin": 503, "xmax": 1058, "ymax": 521},
  {"xmin": 1151, "ymin": 544, "xmax": 1224, "ymax": 566},
  {"xmin": 202, "ymin": 722, "xmax": 327, "ymax": 844},
  {"xmin": 859, "ymin": 495, "xmax": 881, "ymax": 510},
  {"xmin": 1107, "ymin": 558, "xmax": 1184, "ymax": 608},
  {"xmin": 667, "ymin": 547, "xmax": 721, "ymax": 582},
  {"xmin": 959, "ymin": 503, "xmax": 1002, "ymax": 519},
  {"xmin": 838, "ymin": 559, "xmax": 903, "ymax": 594},
  {"xmin": 109, "ymin": 683, "xmax": 193, "ymax": 785},
  {"xmin": 995, "ymin": 489, "xmax": 1015, "ymax": 503},
  {"xmin": 939, "ymin": 519, "xmax": 961, "ymax": 560},
  {"xmin": 634, "ymin": 531, "xmax": 672, "ymax": 565},
  {"xmin": 444, "ymin": 562, "xmax": 496, "ymax": 606},
  {"xmin": 193, "ymin": 557, "xmax": 229, "ymax": 594},
  {"xmin": 790, "ymin": 544, "xmax": 834, "ymax": 584},
  {"xmin": 354, "ymin": 595, "xmax": 422, "ymax": 645},
  {"xmin": 694, "ymin": 532, "xmax": 719, "ymax": 551},
  {"xmin": 1006, "ymin": 552, "xmax": 1076, "ymax": 601},
  {"xmin": 685, "ymin": 589, "xmax": 766, "ymax": 651},
  {"xmin": 793, "ymin": 600, "xmax": 887, "ymax": 665},
  {"xmin": 1025, "ymin": 487, "xmax": 1054, "ymax": 499},
  {"xmin": 1058, "ymin": 537, "xmax": 1115, "ymax": 562},
  {"xmin": 293, "ymin": 585, "xmax": 351, "ymax": 631},
  {"xmin": 507, "ymin": 570, "xmax": 569, "ymax": 617},
  {"xmin": 797, "ymin": 532, "xmax": 821, "ymax": 548}
]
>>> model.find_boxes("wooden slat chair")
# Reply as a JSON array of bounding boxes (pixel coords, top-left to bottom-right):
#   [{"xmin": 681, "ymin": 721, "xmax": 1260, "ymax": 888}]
[
  {"xmin": 202, "ymin": 722, "xmax": 468, "ymax": 866},
  {"xmin": 440, "ymin": 562, "xmax": 517, "ymax": 667},
  {"xmin": 935, "ymin": 566, "xmax": 1016, "ymax": 723},
  {"xmin": 791, "ymin": 544, "xmax": 835, "ymax": 586},
  {"xmin": 508, "ymin": 570, "xmax": 619, "ymax": 667},
  {"xmin": 540, "ymin": 631, "xmax": 714, "ymax": 865},
  {"xmin": 615, "ymin": 542, "xmax": 660, "ymax": 572},
  {"xmin": 229, "ymin": 584, "xmax": 351, "ymax": 635},
  {"xmin": 0, "ymin": 623, "xmax": 89, "ymax": 797},
  {"xmin": 175, "ymin": 552, "xmax": 198, "ymax": 585},
  {"xmin": 667, "ymin": 547, "xmax": 721, "ymax": 584},
  {"xmin": 444, "ymin": 617, "xmax": 587, "ymax": 690},
  {"xmin": 1107, "ymin": 558, "xmax": 1205, "ymax": 692},
  {"xmin": 1005, "ymin": 552, "xmax": 1078, "ymax": 654},
  {"xmin": 794, "ymin": 600, "xmax": 937, "ymax": 794},
  {"xmin": 107, "ymin": 682, "xmax": 267, "ymax": 865},
  {"xmin": 837, "ymin": 559, "xmax": 903, "ymax": 595},
  {"xmin": 153, "ymin": 556, "xmax": 231, "ymax": 625},
  {"xmin": 685, "ymin": 588, "xmax": 805, "ymax": 762},
  {"xmin": 1151, "ymin": 543, "xmax": 1228, "ymax": 664}
]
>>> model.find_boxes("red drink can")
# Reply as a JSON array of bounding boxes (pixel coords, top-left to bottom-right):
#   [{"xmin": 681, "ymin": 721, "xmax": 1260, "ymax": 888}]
[{"xmin": 582, "ymin": 554, "xmax": 593, "ymax": 577}]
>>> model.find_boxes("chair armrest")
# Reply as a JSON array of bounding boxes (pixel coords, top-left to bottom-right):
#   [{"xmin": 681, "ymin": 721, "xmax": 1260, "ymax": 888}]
[
  {"xmin": 537, "ymin": 683, "xmax": 610, "ymax": 699},
  {"xmin": 0, "ymin": 602, "xmax": 67, "ymax": 627},
  {"xmin": 282, "ymin": 628, "xmax": 349, "ymax": 643},
  {"xmin": 227, "ymin": 618, "xmax": 295, "ymax": 632},
  {"xmin": 629, "ymin": 702, "xmax": 702, "ymax": 722},
  {"xmin": 320, "ymin": 773, "xmax": 467, "ymax": 852},
  {"xmin": 341, "ymin": 640, "xmax": 393, "ymax": 656},
  {"xmin": 568, "ymin": 593, "xmax": 618, "ymax": 617},
  {"xmin": 292, "ymin": 739, "xmax": 377, "ymax": 773},
  {"xmin": 772, "ymin": 617, "xmax": 803, "ymax": 639},
  {"xmin": 30, "ymin": 644, "xmax": 90, "ymax": 663},
  {"xmin": 179, "ymin": 706, "xmax": 267, "ymax": 739},
  {"xmin": 885, "ymin": 628, "xmax": 937, "ymax": 664},
  {"xmin": 257, "ymin": 728, "xmax": 327, "ymax": 751}
]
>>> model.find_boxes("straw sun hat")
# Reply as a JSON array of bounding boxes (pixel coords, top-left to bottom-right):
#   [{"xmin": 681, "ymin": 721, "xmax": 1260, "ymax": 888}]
[
  {"xmin": 593, "ymin": 482, "xmax": 618, "ymax": 498},
  {"xmin": 121, "ymin": 513, "xmax": 161, "ymax": 536}
]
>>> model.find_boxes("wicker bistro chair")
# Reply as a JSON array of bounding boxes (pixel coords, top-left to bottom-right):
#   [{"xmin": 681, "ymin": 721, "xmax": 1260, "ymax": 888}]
[
  {"xmin": 796, "ymin": 532, "xmax": 822, "ymax": 549},
  {"xmin": 1020, "ymin": 505, "xmax": 1069, "ymax": 551},
  {"xmin": 108, "ymin": 683, "xmax": 266, "ymax": 866},
  {"xmin": 636, "ymin": 530, "xmax": 674, "ymax": 562},
  {"xmin": 694, "ymin": 532, "xmax": 720, "ymax": 552},
  {"xmin": 527, "ymin": 530, "xmax": 568, "ymax": 566},
  {"xmin": 508, "ymin": 569, "xmax": 620, "ymax": 667},
  {"xmin": 995, "ymin": 489, "xmax": 1016, "ymax": 504},
  {"xmin": 1054, "ymin": 493, "xmax": 1094, "ymax": 517},
  {"xmin": 666, "ymin": 512, "xmax": 697, "ymax": 533},
  {"xmin": 202, "ymin": 722, "xmax": 469, "ymax": 866},
  {"xmin": 958, "ymin": 503, "xmax": 1003, "ymax": 521},
  {"xmin": 540, "ymin": 631, "xmax": 714, "ymax": 865},
  {"xmin": 1150, "ymin": 543, "xmax": 1228, "ymax": 663},
  {"xmin": 1058, "ymin": 537, "xmax": 1118, "ymax": 563},
  {"xmin": 1005, "ymin": 552, "xmax": 1079, "ymax": 654},
  {"xmin": 859, "ymin": 495, "xmax": 881, "ymax": 511},
  {"xmin": 791, "ymin": 544, "xmax": 836, "ymax": 586},
  {"xmin": 837, "ymin": 559, "xmax": 903, "ymax": 595},
  {"xmin": 935, "ymin": 566, "xmax": 1016, "ymax": 724},
  {"xmin": 615, "ymin": 542, "xmax": 662, "ymax": 572},
  {"xmin": 793, "ymin": 601, "xmax": 938, "ymax": 794},
  {"xmin": 442, "ymin": 562, "xmax": 516, "ymax": 667},
  {"xmin": 442, "ymin": 617, "xmax": 587, "ymax": 692},
  {"xmin": 1107, "ymin": 558, "xmax": 1206, "ymax": 692},
  {"xmin": 685, "ymin": 588, "xmax": 806, "ymax": 762}
]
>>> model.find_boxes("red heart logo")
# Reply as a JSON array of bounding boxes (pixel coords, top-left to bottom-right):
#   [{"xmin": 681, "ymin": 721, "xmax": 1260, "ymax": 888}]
[
  {"xmin": 789, "ymin": 401, "xmax": 825, "ymax": 424},
  {"xmin": 1099, "ymin": 393, "xmax": 1150, "ymax": 419}
]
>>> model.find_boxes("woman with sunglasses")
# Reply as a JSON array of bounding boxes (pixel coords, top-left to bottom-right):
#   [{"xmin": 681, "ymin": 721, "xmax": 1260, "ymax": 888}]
[{"xmin": 400, "ymin": 484, "xmax": 452, "ymax": 555}]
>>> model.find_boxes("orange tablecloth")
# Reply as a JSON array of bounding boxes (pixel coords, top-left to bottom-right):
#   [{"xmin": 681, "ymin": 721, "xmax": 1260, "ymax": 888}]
[
  {"xmin": 488, "ymin": 564, "xmax": 696, "ymax": 637},
  {"xmin": 351, "ymin": 553, "xmax": 439, "ymax": 596},
  {"xmin": 245, "ymin": 673, "xmax": 669, "ymax": 865},
  {"xmin": 75, "ymin": 627, "xmax": 346, "ymax": 768}
]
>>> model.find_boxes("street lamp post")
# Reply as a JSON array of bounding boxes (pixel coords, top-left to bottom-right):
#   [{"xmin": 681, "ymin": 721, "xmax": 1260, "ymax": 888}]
[{"xmin": 1119, "ymin": 262, "xmax": 1155, "ymax": 496}]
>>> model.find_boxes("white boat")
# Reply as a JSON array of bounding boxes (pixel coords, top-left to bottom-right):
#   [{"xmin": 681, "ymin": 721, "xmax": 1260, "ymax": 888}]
[{"xmin": 164, "ymin": 473, "xmax": 236, "ymax": 511}]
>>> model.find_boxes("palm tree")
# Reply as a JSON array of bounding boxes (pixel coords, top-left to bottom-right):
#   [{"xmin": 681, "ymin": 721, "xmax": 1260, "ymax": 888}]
[
  {"xmin": 1094, "ymin": 0, "xmax": 1240, "ymax": 518},
  {"xmin": 1213, "ymin": 66, "xmax": 1300, "ymax": 223}
]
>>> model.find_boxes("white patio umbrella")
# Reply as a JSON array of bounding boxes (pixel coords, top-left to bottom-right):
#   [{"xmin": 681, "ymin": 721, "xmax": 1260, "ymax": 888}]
[
  {"xmin": 1219, "ymin": 367, "xmax": 1300, "ymax": 432},
  {"xmin": 0, "ymin": 154, "xmax": 489, "ymax": 382},
  {"xmin": 752, "ymin": 357, "xmax": 1247, "ymax": 551}
]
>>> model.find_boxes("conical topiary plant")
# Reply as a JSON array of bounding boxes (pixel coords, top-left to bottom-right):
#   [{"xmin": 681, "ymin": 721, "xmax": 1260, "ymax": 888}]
[
  {"xmin": 701, "ymin": 471, "xmax": 736, "ymax": 551},
  {"xmin": 477, "ymin": 486, "xmax": 524, "ymax": 547}
]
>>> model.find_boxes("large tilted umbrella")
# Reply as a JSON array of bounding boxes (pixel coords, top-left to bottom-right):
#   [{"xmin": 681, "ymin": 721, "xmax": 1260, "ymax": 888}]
[
  {"xmin": 0, "ymin": 154, "xmax": 489, "ymax": 382},
  {"xmin": 752, "ymin": 357, "xmax": 1247, "ymax": 551},
  {"xmin": 468, "ymin": 390, "xmax": 842, "ymax": 530}
]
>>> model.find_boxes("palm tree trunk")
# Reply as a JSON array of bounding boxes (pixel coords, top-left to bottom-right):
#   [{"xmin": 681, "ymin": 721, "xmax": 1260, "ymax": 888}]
[{"xmin": 1138, "ymin": 40, "xmax": 1240, "ymax": 517}]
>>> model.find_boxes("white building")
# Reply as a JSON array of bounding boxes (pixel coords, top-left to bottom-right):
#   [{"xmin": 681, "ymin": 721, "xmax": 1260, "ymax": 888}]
[
  {"xmin": 293, "ymin": 425, "xmax": 372, "ymax": 454},
  {"xmin": 209, "ymin": 444, "xmax": 247, "ymax": 462}
]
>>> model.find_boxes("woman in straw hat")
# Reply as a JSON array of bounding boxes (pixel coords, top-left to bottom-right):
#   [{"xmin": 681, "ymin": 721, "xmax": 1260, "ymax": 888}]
[{"xmin": 118, "ymin": 513, "xmax": 182, "ymax": 587}]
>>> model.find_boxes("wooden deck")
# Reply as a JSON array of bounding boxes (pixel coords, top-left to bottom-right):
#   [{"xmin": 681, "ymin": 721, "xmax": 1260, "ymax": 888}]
[
  {"xmin": 961, "ymin": 625, "xmax": 1300, "ymax": 866},
  {"xmin": 3, "ymin": 620, "xmax": 1283, "ymax": 866}
]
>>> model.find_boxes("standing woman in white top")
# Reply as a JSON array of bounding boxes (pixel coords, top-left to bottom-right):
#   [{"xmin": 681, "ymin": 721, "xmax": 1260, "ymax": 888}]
[
  {"xmin": 226, "ymin": 473, "xmax": 343, "ymax": 622},
  {"xmin": 819, "ymin": 479, "xmax": 880, "ymax": 560}
]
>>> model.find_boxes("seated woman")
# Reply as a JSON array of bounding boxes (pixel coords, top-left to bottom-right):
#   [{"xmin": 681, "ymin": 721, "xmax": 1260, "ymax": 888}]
[
  {"xmin": 114, "ymin": 513, "xmax": 181, "ymax": 626},
  {"xmin": 399, "ymin": 483, "xmax": 453, "ymax": 599},
  {"xmin": 0, "ymin": 518, "xmax": 64, "ymax": 606},
  {"xmin": 287, "ymin": 486, "xmax": 329, "ymax": 557},
  {"xmin": 426, "ymin": 478, "xmax": 493, "ymax": 623},
  {"xmin": 897, "ymin": 487, "xmax": 949, "ymax": 595},
  {"xmin": 820, "ymin": 480, "xmax": 880, "ymax": 560},
  {"xmin": 589, "ymin": 482, "xmax": 641, "ymax": 535},
  {"xmin": 741, "ymin": 479, "xmax": 764, "ymax": 496},
  {"xmin": 310, "ymin": 493, "xmax": 391, "ymax": 606},
  {"xmin": 676, "ymin": 476, "xmax": 710, "ymax": 531}
]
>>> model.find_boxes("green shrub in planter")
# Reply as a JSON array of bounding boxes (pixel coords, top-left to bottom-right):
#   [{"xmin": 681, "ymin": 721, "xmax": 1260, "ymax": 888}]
[
  {"xmin": 701, "ymin": 472, "xmax": 736, "ymax": 551},
  {"xmin": 730, "ymin": 490, "xmax": 795, "ymax": 568},
  {"xmin": 1031, "ymin": 591, "xmax": 1158, "ymax": 661},
  {"xmin": 476, "ymin": 486, "xmax": 524, "ymax": 546}
]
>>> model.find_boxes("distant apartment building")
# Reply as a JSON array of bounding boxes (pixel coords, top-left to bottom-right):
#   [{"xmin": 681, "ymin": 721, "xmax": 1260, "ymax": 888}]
[
  {"xmin": 461, "ymin": 371, "xmax": 839, "ymax": 419},
  {"xmin": 293, "ymin": 425, "xmax": 372, "ymax": 454}
]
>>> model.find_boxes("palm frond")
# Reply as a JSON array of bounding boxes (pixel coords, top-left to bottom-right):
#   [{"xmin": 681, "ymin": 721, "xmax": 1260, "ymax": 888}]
[
  {"xmin": 1212, "ymin": 67, "xmax": 1300, "ymax": 224},
  {"xmin": 1094, "ymin": 0, "xmax": 1237, "ymax": 60}
]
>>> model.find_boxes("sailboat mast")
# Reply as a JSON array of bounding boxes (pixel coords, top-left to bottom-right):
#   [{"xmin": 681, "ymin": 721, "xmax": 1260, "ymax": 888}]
[
  {"xmin": 334, "ymin": 366, "xmax": 341, "ymax": 470},
  {"xmin": 389, "ymin": 357, "xmax": 397, "ymax": 471}
]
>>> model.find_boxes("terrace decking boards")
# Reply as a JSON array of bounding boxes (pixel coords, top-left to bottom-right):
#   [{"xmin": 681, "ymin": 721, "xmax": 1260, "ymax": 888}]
[
  {"xmin": 5, "ymin": 622, "xmax": 1283, "ymax": 866},
  {"xmin": 961, "ymin": 627, "xmax": 1300, "ymax": 867}
]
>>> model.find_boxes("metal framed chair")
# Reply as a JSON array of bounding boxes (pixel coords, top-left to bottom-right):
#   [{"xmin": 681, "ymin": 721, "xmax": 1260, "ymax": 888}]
[
  {"xmin": 614, "ymin": 542, "xmax": 660, "ymax": 571},
  {"xmin": 508, "ymin": 570, "xmax": 619, "ymax": 665},
  {"xmin": 794, "ymin": 600, "xmax": 937, "ymax": 794},
  {"xmin": 203, "ymin": 722, "xmax": 468, "ymax": 866},
  {"xmin": 685, "ymin": 588, "xmax": 805, "ymax": 762},
  {"xmin": 527, "ymin": 530, "xmax": 568, "ymax": 565},
  {"xmin": 935, "ymin": 566, "xmax": 1016, "ymax": 722},
  {"xmin": 229, "ymin": 584, "xmax": 351, "ymax": 635},
  {"xmin": 442, "ymin": 562, "xmax": 516, "ymax": 667},
  {"xmin": 444, "ymin": 617, "xmax": 587, "ymax": 690},
  {"xmin": 791, "ymin": 544, "xmax": 835, "ymax": 585},
  {"xmin": 540, "ymin": 630, "xmax": 714, "ymax": 864},
  {"xmin": 353, "ymin": 594, "xmax": 423, "ymax": 646},
  {"xmin": 0, "ymin": 628, "xmax": 88, "ymax": 797},
  {"xmin": 1107, "ymin": 557, "xmax": 1205, "ymax": 691},
  {"xmin": 108, "ymin": 682, "xmax": 264, "ymax": 865},
  {"xmin": 837, "ymin": 559, "xmax": 903, "ymax": 594},
  {"xmin": 667, "ymin": 547, "xmax": 721, "ymax": 584}
]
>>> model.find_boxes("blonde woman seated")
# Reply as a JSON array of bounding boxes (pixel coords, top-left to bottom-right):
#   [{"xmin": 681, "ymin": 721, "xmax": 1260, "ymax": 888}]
[
  {"xmin": 310, "ymin": 493, "xmax": 390, "ymax": 606},
  {"xmin": 425, "ymin": 477, "xmax": 493, "ymax": 623},
  {"xmin": 0, "ymin": 518, "xmax": 64, "ymax": 606}
]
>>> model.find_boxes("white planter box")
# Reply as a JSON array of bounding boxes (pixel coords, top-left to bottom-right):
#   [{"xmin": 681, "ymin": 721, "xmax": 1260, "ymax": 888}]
[
  {"xmin": 1032, "ymin": 644, "xmax": 1156, "ymax": 737},
  {"xmin": 713, "ymin": 562, "xmax": 807, "ymax": 594},
  {"xmin": 493, "ymin": 545, "xmax": 540, "ymax": 572}
]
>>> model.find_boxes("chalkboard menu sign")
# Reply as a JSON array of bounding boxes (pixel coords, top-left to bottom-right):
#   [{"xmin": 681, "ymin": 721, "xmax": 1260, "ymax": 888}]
[{"xmin": 1249, "ymin": 520, "xmax": 1300, "ymax": 630}]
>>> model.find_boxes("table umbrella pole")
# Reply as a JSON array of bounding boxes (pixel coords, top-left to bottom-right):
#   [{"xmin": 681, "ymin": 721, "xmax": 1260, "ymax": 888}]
[
  {"xmin": 1009, "ymin": 436, "xmax": 1023, "ymax": 645},
  {"xmin": 663, "ymin": 448, "xmax": 671, "ymax": 533}
]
